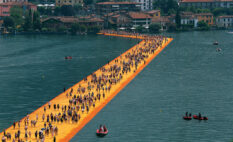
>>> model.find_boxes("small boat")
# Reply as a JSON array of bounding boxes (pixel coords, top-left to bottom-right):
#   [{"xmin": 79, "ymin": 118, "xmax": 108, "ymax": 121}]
[
  {"xmin": 65, "ymin": 56, "xmax": 72, "ymax": 60},
  {"xmin": 96, "ymin": 129, "xmax": 108, "ymax": 137},
  {"xmin": 183, "ymin": 116, "xmax": 192, "ymax": 120},
  {"xmin": 193, "ymin": 115, "xmax": 208, "ymax": 120},
  {"xmin": 213, "ymin": 41, "xmax": 218, "ymax": 45},
  {"xmin": 216, "ymin": 48, "xmax": 222, "ymax": 52}
]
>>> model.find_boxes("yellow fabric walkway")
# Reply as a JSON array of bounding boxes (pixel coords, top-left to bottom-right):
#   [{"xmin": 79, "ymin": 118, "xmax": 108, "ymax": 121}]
[{"xmin": 0, "ymin": 33, "xmax": 173, "ymax": 142}]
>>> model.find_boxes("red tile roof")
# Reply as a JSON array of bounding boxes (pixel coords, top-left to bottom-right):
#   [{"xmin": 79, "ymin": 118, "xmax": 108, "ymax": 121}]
[
  {"xmin": 0, "ymin": 2, "xmax": 36, "ymax": 6},
  {"xmin": 41, "ymin": 16, "xmax": 104, "ymax": 23},
  {"xmin": 152, "ymin": 16, "xmax": 170, "ymax": 23},
  {"xmin": 180, "ymin": 0, "xmax": 233, "ymax": 2},
  {"xmin": 146, "ymin": 10, "xmax": 160, "ymax": 14},
  {"xmin": 195, "ymin": 13, "xmax": 213, "ymax": 16},
  {"xmin": 128, "ymin": 12, "xmax": 151, "ymax": 19},
  {"xmin": 217, "ymin": 15, "xmax": 233, "ymax": 18},
  {"xmin": 96, "ymin": 2, "xmax": 140, "ymax": 5}
]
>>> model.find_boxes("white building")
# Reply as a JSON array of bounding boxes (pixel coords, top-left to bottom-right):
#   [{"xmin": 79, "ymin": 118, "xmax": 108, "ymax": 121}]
[
  {"xmin": 179, "ymin": 0, "xmax": 233, "ymax": 9},
  {"xmin": 131, "ymin": 0, "xmax": 153, "ymax": 11},
  {"xmin": 172, "ymin": 12, "xmax": 198, "ymax": 28},
  {"xmin": 216, "ymin": 15, "xmax": 233, "ymax": 28}
]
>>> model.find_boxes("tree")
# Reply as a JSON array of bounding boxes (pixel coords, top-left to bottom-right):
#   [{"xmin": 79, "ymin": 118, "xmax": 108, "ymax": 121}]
[
  {"xmin": 61, "ymin": 5, "xmax": 75, "ymax": 16},
  {"xmin": 87, "ymin": 25, "xmax": 100, "ymax": 33},
  {"xmin": 153, "ymin": 0, "xmax": 178, "ymax": 15},
  {"xmin": 38, "ymin": 7, "xmax": 53, "ymax": 16},
  {"xmin": 212, "ymin": 8, "xmax": 233, "ymax": 16},
  {"xmin": 73, "ymin": 4, "xmax": 82, "ymax": 14},
  {"xmin": 175, "ymin": 9, "xmax": 181, "ymax": 29},
  {"xmin": 33, "ymin": 11, "xmax": 41, "ymax": 30},
  {"xmin": 70, "ymin": 23, "xmax": 86, "ymax": 34},
  {"xmin": 167, "ymin": 23, "xmax": 177, "ymax": 32},
  {"xmin": 83, "ymin": 0, "xmax": 93, "ymax": 5},
  {"xmin": 23, "ymin": 9, "xmax": 33, "ymax": 31},
  {"xmin": 10, "ymin": 6, "xmax": 23, "ymax": 26},
  {"xmin": 149, "ymin": 23, "xmax": 161, "ymax": 33},
  {"xmin": 136, "ymin": 26, "xmax": 144, "ymax": 33},
  {"xmin": 96, "ymin": 0, "xmax": 108, "ymax": 3},
  {"xmin": 197, "ymin": 21, "xmax": 210, "ymax": 30},
  {"xmin": 3, "ymin": 16, "xmax": 15, "ymax": 28},
  {"xmin": 54, "ymin": 7, "xmax": 61, "ymax": 16}
]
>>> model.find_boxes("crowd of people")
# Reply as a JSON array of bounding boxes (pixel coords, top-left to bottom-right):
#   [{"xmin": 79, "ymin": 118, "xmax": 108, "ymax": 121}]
[{"xmin": 1, "ymin": 31, "xmax": 170, "ymax": 142}]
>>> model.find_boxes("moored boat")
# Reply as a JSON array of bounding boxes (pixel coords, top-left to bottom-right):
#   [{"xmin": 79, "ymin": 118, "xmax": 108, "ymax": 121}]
[{"xmin": 213, "ymin": 41, "xmax": 218, "ymax": 45}]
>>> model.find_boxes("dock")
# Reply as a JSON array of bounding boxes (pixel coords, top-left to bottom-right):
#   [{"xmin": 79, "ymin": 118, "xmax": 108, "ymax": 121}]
[{"xmin": 0, "ymin": 33, "xmax": 173, "ymax": 142}]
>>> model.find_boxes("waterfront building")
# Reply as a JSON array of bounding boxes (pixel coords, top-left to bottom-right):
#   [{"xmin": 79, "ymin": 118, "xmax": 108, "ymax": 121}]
[
  {"xmin": 41, "ymin": 16, "xmax": 104, "ymax": 29},
  {"xmin": 127, "ymin": 12, "xmax": 151, "ymax": 27},
  {"xmin": 0, "ymin": 0, "xmax": 27, "ymax": 4},
  {"xmin": 105, "ymin": 13, "xmax": 131, "ymax": 28},
  {"xmin": 216, "ymin": 15, "xmax": 233, "ymax": 28},
  {"xmin": 151, "ymin": 16, "xmax": 171, "ymax": 31},
  {"xmin": 131, "ymin": 0, "xmax": 153, "ymax": 11},
  {"xmin": 181, "ymin": 14, "xmax": 198, "ymax": 28},
  {"xmin": 55, "ymin": 0, "xmax": 83, "ymax": 7},
  {"xmin": 0, "ymin": 2, "xmax": 37, "ymax": 17},
  {"xmin": 179, "ymin": 0, "xmax": 233, "ymax": 9},
  {"xmin": 95, "ymin": 2, "xmax": 141, "ymax": 15},
  {"xmin": 146, "ymin": 10, "xmax": 160, "ymax": 19},
  {"xmin": 195, "ymin": 13, "xmax": 214, "ymax": 25},
  {"xmin": 171, "ymin": 12, "xmax": 198, "ymax": 28}
]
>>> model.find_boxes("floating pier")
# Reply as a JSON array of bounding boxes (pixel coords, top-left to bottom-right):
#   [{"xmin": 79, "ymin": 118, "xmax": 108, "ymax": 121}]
[{"xmin": 0, "ymin": 33, "xmax": 173, "ymax": 142}]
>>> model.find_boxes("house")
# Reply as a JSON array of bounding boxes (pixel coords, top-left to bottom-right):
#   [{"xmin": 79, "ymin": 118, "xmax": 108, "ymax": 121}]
[
  {"xmin": 95, "ymin": 2, "xmax": 141, "ymax": 15},
  {"xmin": 103, "ymin": 12, "xmax": 131, "ymax": 28},
  {"xmin": 131, "ymin": 0, "xmax": 153, "ymax": 11},
  {"xmin": 146, "ymin": 10, "xmax": 160, "ymax": 19},
  {"xmin": 179, "ymin": 0, "xmax": 233, "ymax": 9},
  {"xmin": 195, "ymin": 13, "xmax": 213, "ymax": 25},
  {"xmin": 216, "ymin": 15, "xmax": 233, "ymax": 28},
  {"xmin": 0, "ymin": 0, "xmax": 27, "ymax": 4},
  {"xmin": 55, "ymin": 0, "xmax": 83, "ymax": 7},
  {"xmin": 79, "ymin": 16, "xmax": 104, "ymax": 28},
  {"xmin": 41, "ymin": 16, "xmax": 104, "ymax": 29},
  {"xmin": 0, "ymin": 2, "xmax": 37, "ymax": 17},
  {"xmin": 180, "ymin": 12, "xmax": 198, "ymax": 27},
  {"xmin": 127, "ymin": 12, "xmax": 151, "ymax": 27},
  {"xmin": 41, "ymin": 17, "xmax": 65, "ymax": 29},
  {"xmin": 171, "ymin": 12, "xmax": 198, "ymax": 28},
  {"xmin": 152, "ymin": 16, "xmax": 171, "ymax": 31}
]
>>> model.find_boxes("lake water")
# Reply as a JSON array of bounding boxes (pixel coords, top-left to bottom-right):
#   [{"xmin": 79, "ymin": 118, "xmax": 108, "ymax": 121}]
[{"xmin": 0, "ymin": 31, "xmax": 233, "ymax": 142}]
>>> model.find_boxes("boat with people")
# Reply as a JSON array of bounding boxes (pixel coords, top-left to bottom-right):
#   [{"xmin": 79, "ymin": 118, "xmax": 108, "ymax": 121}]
[
  {"xmin": 183, "ymin": 116, "xmax": 192, "ymax": 120},
  {"xmin": 96, "ymin": 125, "xmax": 108, "ymax": 137},
  {"xmin": 183, "ymin": 112, "xmax": 192, "ymax": 120},
  {"xmin": 193, "ymin": 114, "xmax": 208, "ymax": 120}
]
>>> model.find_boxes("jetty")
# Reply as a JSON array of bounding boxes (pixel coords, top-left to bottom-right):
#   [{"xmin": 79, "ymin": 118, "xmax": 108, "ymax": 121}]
[{"xmin": 0, "ymin": 32, "xmax": 173, "ymax": 142}]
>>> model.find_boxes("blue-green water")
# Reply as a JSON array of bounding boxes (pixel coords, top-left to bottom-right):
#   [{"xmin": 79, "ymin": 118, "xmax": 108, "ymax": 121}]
[{"xmin": 1, "ymin": 31, "xmax": 233, "ymax": 141}]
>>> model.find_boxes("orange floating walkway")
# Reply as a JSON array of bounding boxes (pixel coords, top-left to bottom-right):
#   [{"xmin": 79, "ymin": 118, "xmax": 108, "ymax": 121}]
[{"xmin": 0, "ymin": 33, "xmax": 173, "ymax": 142}]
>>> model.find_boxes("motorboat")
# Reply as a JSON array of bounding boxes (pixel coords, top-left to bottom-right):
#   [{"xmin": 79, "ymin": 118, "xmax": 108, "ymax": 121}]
[{"xmin": 213, "ymin": 41, "xmax": 219, "ymax": 45}]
